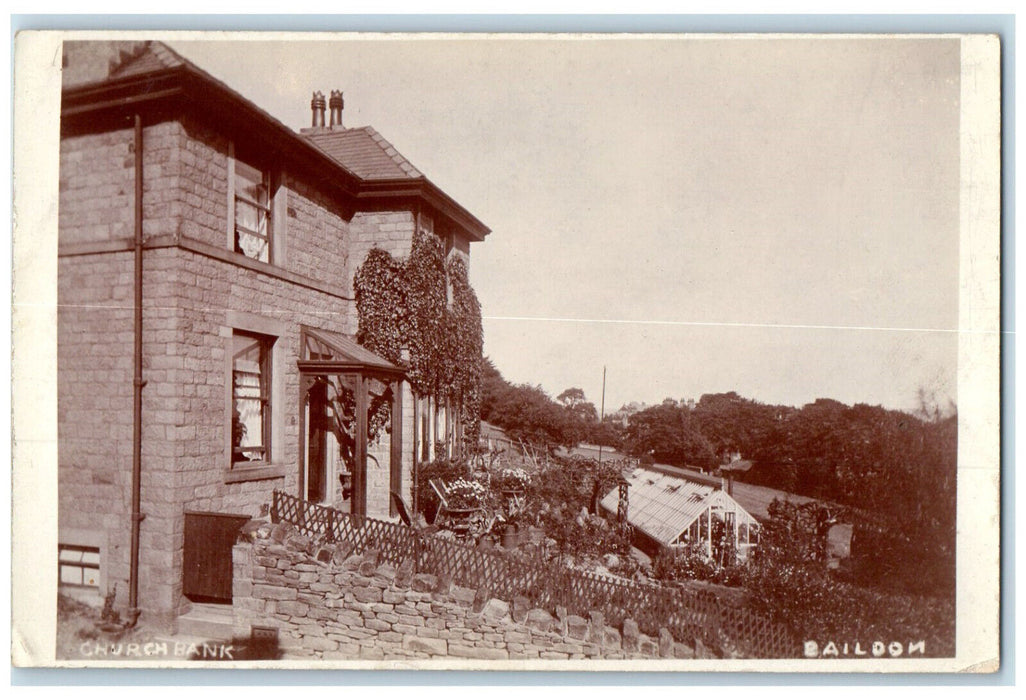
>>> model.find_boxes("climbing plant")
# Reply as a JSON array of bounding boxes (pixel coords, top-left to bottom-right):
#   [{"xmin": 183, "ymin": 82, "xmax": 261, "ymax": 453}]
[
  {"xmin": 354, "ymin": 229, "xmax": 485, "ymax": 447},
  {"xmin": 353, "ymin": 248, "xmax": 406, "ymax": 365},
  {"xmin": 402, "ymin": 230, "xmax": 449, "ymax": 398},
  {"xmin": 448, "ymin": 255, "xmax": 483, "ymax": 443}
]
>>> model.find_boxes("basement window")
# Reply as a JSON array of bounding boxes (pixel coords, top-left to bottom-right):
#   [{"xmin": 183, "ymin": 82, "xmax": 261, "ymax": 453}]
[{"xmin": 58, "ymin": 544, "xmax": 100, "ymax": 589}]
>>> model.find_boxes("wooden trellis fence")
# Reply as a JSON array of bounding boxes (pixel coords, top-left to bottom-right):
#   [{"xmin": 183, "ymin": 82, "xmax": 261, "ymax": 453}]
[{"xmin": 270, "ymin": 490, "xmax": 797, "ymax": 658}]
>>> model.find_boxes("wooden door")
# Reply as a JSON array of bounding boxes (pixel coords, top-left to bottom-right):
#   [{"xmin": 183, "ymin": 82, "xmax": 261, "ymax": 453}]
[
  {"xmin": 183, "ymin": 511, "xmax": 250, "ymax": 602},
  {"xmin": 306, "ymin": 382, "xmax": 329, "ymax": 502}
]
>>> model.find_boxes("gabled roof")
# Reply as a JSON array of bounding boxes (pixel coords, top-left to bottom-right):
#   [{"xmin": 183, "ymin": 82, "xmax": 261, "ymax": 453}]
[
  {"xmin": 600, "ymin": 468, "xmax": 758, "ymax": 546},
  {"xmin": 305, "ymin": 127, "xmax": 423, "ymax": 180}
]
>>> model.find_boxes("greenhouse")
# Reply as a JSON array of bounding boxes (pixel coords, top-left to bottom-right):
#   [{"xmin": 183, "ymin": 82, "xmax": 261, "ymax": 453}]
[{"xmin": 600, "ymin": 467, "xmax": 760, "ymax": 561}]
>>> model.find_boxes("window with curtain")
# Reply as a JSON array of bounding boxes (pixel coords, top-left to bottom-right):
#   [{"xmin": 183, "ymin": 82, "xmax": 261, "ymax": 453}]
[{"xmin": 232, "ymin": 331, "xmax": 273, "ymax": 464}]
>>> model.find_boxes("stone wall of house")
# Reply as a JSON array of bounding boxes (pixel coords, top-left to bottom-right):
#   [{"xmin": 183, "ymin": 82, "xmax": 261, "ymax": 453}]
[
  {"xmin": 174, "ymin": 115, "xmax": 353, "ymax": 288},
  {"xmin": 58, "ymin": 113, "xmax": 420, "ymax": 622},
  {"xmin": 57, "ymin": 245, "xmax": 205, "ymax": 619},
  {"xmin": 57, "ymin": 251, "xmax": 135, "ymax": 600},
  {"xmin": 231, "ymin": 522, "xmax": 704, "ymax": 662},
  {"xmin": 59, "ymin": 121, "xmax": 183, "ymax": 248},
  {"xmin": 349, "ymin": 211, "xmax": 417, "ymax": 279}
]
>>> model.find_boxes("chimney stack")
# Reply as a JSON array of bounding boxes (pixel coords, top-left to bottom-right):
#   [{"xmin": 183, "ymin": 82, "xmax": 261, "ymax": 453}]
[
  {"xmin": 329, "ymin": 90, "xmax": 344, "ymax": 128},
  {"xmin": 310, "ymin": 91, "xmax": 326, "ymax": 128}
]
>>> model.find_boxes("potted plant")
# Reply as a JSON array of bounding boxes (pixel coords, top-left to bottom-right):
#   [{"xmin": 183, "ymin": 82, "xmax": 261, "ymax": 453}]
[
  {"xmin": 499, "ymin": 513, "xmax": 523, "ymax": 549},
  {"xmin": 494, "ymin": 467, "xmax": 530, "ymax": 496},
  {"xmin": 493, "ymin": 467, "xmax": 530, "ymax": 518},
  {"xmin": 446, "ymin": 478, "xmax": 486, "ymax": 511}
]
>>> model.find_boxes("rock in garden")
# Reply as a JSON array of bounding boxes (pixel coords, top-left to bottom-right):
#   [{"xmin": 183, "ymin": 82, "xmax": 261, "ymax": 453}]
[
  {"xmin": 566, "ymin": 615, "xmax": 588, "ymax": 639},
  {"xmin": 659, "ymin": 628, "xmax": 675, "ymax": 657},
  {"xmin": 270, "ymin": 522, "xmax": 292, "ymax": 543},
  {"xmin": 622, "ymin": 618, "xmax": 640, "ymax": 651},
  {"xmin": 526, "ymin": 608, "xmax": 554, "ymax": 633},
  {"xmin": 411, "ymin": 573, "xmax": 437, "ymax": 593},
  {"xmin": 512, "ymin": 596, "xmax": 530, "ymax": 623},
  {"xmin": 481, "ymin": 598, "xmax": 510, "ymax": 621},
  {"xmin": 394, "ymin": 557, "xmax": 415, "ymax": 588}
]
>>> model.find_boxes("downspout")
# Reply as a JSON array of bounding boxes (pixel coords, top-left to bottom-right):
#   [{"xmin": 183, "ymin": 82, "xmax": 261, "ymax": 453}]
[{"xmin": 127, "ymin": 114, "xmax": 146, "ymax": 626}]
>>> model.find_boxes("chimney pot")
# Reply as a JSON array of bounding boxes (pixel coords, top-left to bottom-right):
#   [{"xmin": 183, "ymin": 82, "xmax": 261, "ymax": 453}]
[
  {"xmin": 329, "ymin": 90, "xmax": 344, "ymax": 128},
  {"xmin": 311, "ymin": 91, "xmax": 326, "ymax": 128}
]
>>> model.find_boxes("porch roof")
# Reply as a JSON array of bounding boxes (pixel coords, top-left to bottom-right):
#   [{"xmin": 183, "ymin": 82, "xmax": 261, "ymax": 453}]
[{"xmin": 298, "ymin": 326, "xmax": 406, "ymax": 377}]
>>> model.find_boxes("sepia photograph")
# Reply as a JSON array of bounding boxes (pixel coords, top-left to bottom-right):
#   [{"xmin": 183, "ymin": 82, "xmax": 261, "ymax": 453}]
[{"xmin": 11, "ymin": 30, "xmax": 1001, "ymax": 672}]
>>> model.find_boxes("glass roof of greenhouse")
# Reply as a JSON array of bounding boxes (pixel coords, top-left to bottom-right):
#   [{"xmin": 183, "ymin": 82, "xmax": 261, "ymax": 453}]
[{"xmin": 599, "ymin": 468, "xmax": 759, "ymax": 546}]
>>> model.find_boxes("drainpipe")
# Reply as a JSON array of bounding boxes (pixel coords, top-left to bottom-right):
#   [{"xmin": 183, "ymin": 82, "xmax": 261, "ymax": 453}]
[{"xmin": 127, "ymin": 113, "xmax": 146, "ymax": 627}]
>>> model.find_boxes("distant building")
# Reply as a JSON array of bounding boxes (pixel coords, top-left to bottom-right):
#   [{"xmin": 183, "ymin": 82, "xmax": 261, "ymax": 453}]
[{"xmin": 610, "ymin": 401, "xmax": 648, "ymax": 427}]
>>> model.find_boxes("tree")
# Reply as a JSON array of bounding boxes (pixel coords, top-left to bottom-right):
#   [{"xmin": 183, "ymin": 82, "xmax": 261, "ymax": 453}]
[
  {"xmin": 557, "ymin": 387, "xmax": 599, "ymax": 446},
  {"xmin": 588, "ymin": 416, "xmax": 625, "ymax": 450},
  {"xmin": 624, "ymin": 402, "xmax": 717, "ymax": 469},
  {"xmin": 488, "ymin": 382, "xmax": 573, "ymax": 450},
  {"xmin": 479, "ymin": 356, "xmax": 508, "ymax": 424}
]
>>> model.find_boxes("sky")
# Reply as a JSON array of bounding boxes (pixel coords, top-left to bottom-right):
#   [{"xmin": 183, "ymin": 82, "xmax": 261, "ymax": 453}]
[{"xmin": 169, "ymin": 36, "xmax": 961, "ymax": 415}]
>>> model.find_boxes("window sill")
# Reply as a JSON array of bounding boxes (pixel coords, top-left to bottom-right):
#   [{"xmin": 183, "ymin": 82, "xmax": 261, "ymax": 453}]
[{"xmin": 225, "ymin": 463, "xmax": 286, "ymax": 484}]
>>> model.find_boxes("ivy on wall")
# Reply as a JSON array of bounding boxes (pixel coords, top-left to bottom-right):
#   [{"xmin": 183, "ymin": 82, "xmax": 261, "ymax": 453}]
[
  {"xmin": 354, "ymin": 230, "xmax": 484, "ymax": 445},
  {"xmin": 447, "ymin": 255, "xmax": 483, "ymax": 441}
]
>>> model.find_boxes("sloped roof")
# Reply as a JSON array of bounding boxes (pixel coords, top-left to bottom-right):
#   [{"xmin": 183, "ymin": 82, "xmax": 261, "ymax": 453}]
[
  {"xmin": 479, "ymin": 421, "xmax": 510, "ymax": 441},
  {"xmin": 600, "ymin": 468, "xmax": 758, "ymax": 546},
  {"xmin": 305, "ymin": 127, "xmax": 424, "ymax": 180},
  {"xmin": 721, "ymin": 458, "xmax": 754, "ymax": 472},
  {"xmin": 108, "ymin": 41, "xmax": 185, "ymax": 78},
  {"xmin": 299, "ymin": 326, "xmax": 404, "ymax": 375},
  {"xmin": 62, "ymin": 40, "xmax": 490, "ymax": 242}
]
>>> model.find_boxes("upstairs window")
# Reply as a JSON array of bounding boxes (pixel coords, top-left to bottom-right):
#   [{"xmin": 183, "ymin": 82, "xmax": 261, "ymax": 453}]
[
  {"xmin": 233, "ymin": 159, "xmax": 272, "ymax": 263},
  {"xmin": 232, "ymin": 331, "xmax": 274, "ymax": 464}
]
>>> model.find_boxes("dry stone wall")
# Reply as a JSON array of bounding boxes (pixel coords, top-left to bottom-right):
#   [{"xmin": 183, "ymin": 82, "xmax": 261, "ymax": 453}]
[{"xmin": 232, "ymin": 521, "xmax": 705, "ymax": 662}]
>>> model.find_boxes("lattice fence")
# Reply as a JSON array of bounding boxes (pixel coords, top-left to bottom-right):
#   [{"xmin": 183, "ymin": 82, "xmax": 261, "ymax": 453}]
[{"xmin": 270, "ymin": 490, "xmax": 798, "ymax": 658}]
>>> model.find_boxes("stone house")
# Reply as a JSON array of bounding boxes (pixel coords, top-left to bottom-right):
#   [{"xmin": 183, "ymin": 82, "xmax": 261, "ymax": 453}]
[{"xmin": 57, "ymin": 41, "xmax": 489, "ymax": 626}]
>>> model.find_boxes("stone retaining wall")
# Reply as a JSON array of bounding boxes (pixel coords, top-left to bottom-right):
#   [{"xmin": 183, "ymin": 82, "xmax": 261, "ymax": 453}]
[{"xmin": 232, "ymin": 522, "xmax": 709, "ymax": 661}]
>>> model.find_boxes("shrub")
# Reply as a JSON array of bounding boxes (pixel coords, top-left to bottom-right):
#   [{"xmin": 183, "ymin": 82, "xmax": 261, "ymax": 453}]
[
  {"xmin": 740, "ymin": 498, "xmax": 956, "ymax": 656},
  {"xmin": 652, "ymin": 550, "xmax": 747, "ymax": 587},
  {"xmin": 742, "ymin": 558, "xmax": 955, "ymax": 656}
]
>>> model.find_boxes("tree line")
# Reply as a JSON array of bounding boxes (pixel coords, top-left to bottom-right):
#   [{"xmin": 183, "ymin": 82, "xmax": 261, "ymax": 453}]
[{"xmin": 481, "ymin": 362, "xmax": 955, "ymax": 545}]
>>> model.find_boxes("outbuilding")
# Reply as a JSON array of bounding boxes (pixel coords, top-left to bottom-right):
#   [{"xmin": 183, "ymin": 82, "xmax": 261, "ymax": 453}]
[{"xmin": 600, "ymin": 467, "xmax": 760, "ymax": 561}]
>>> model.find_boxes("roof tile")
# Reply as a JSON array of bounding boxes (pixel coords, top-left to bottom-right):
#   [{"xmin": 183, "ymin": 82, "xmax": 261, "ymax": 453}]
[{"xmin": 304, "ymin": 126, "xmax": 424, "ymax": 180}]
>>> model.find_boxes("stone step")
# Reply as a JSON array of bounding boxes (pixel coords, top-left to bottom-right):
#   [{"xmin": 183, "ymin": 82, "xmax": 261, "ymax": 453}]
[{"xmin": 176, "ymin": 603, "xmax": 233, "ymax": 641}]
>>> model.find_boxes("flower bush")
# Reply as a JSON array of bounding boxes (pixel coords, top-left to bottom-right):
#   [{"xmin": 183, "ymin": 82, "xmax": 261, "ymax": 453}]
[
  {"xmin": 652, "ymin": 550, "xmax": 747, "ymax": 587},
  {"xmin": 494, "ymin": 467, "xmax": 530, "ymax": 492},
  {"xmin": 446, "ymin": 478, "xmax": 487, "ymax": 509}
]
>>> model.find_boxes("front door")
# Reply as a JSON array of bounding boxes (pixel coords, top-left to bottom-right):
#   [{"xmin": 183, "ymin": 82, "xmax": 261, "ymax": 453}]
[{"xmin": 306, "ymin": 381, "xmax": 327, "ymax": 503}]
